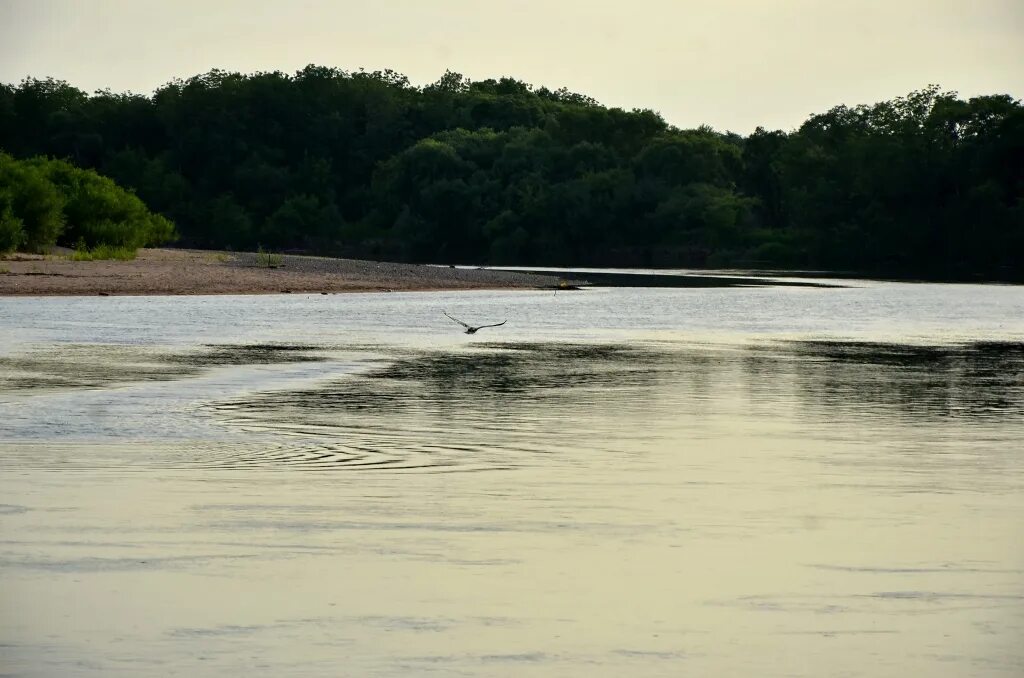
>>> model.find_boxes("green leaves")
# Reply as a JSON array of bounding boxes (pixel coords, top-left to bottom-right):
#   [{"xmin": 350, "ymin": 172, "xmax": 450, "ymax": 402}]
[
  {"xmin": 0, "ymin": 153, "xmax": 65, "ymax": 252},
  {"xmin": 0, "ymin": 200, "xmax": 25, "ymax": 254},
  {"xmin": 0, "ymin": 152, "xmax": 177, "ymax": 253},
  {"xmin": 1, "ymin": 68, "xmax": 1020, "ymax": 278}
]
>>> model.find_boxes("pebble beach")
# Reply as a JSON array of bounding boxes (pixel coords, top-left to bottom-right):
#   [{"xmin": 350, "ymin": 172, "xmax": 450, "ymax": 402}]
[{"xmin": 0, "ymin": 248, "xmax": 563, "ymax": 296}]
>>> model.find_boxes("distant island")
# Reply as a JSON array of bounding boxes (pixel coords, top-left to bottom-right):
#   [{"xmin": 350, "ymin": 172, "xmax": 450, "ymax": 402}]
[{"xmin": 1, "ymin": 68, "xmax": 1021, "ymax": 280}]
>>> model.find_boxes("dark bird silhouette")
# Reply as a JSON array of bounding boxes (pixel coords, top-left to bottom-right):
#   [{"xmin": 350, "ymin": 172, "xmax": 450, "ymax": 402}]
[{"xmin": 444, "ymin": 311, "xmax": 507, "ymax": 334}]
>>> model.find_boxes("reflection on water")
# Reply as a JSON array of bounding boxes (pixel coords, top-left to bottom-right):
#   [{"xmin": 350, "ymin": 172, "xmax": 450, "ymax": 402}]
[
  {"xmin": 0, "ymin": 344, "xmax": 197, "ymax": 391},
  {"xmin": 1, "ymin": 286, "xmax": 1023, "ymax": 677},
  {"xmin": 0, "ymin": 343, "xmax": 326, "ymax": 391},
  {"xmin": 193, "ymin": 339, "xmax": 1023, "ymax": 474},
  {"xmin": 772, "ymin": 340, "xmax": 1024, "ymax": 421},
  {"xmin": 1, "ymin": 339, "xmax": 1022, "ymax": 476},
  {"xmin": 201, "ymin": 342, "xmax": 673, "ymax": 472}
]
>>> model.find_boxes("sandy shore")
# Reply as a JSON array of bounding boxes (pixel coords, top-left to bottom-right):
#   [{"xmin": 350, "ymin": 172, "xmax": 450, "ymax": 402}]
[{"xmin": 0, "ymin": 248, "xmax": 564, "ymax": 296}]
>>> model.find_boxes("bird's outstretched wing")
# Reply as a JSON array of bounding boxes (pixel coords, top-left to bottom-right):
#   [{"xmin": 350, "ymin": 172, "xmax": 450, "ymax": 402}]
[
  {"xmin": 443, "ymin": 311, "xmax": 472, "ymax": 329},
  {"xmin": 475, "ymin": 320, "xmax": 507, "ymax": 330}
]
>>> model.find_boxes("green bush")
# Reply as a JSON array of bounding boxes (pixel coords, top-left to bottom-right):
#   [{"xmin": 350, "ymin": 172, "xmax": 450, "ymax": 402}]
[
  {"xmin": 38, "ymin": 157, "xmax": 177, "ymax": 248},
  {"xmin": 0, "ymin": 206, "xmax": 25, "ymax": 253},
  {"xmin": 0, "ymin": 188, "xmax": 26, "ymax": 253},
  {"xmin": 0, "ymin": 153, "xmax": 65, "ymax": 252},
  {"xmin": 0, "ymin": 153, "xmax": 176, "ymax": 253}
]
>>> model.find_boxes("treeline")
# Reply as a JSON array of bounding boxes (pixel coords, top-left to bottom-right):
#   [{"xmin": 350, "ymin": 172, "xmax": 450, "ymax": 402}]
[
  {"xmin": 0, "ymin": 67, "xmax": 1021, "ymax": 278},
  {"xmin": 0, "ymin": 152, "xmax": 176, "ymax": 254}
]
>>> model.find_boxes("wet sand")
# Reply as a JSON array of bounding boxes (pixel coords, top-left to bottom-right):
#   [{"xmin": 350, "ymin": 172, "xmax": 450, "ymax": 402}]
[{"xmin": 0, "ymin": 248, "xmax": 562, "ymax": 296}]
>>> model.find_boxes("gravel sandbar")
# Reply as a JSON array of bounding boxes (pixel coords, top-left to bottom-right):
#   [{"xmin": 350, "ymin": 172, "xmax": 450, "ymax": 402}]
[{"xmin": 0, "ymin": 249, "xmax": 563, "ymax": 296}]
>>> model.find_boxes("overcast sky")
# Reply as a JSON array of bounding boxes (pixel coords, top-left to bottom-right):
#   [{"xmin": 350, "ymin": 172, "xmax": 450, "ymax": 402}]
[{"xmin": 1, "ymin": 0, "xmax": 1021, "ymax": 133}]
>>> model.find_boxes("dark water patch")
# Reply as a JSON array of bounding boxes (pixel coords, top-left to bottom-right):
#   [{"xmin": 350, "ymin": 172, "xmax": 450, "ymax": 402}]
[
  {"xmin": 0, "ymin": 504, "xmax": 30, "ymax": 515},
  {"xmin": 398, "ymin": 650, "xmax": 549, "ymax": 667},
  {"xmin": 787, "ymin": 339, "xmax": 1024, "ymax": 367},
  {"xmin": 0, "ymin": 552, "xmax": 266, "ymax": 573},
  {"xmin": 864, "ymin": 591, "xmax": 1024, "ymax": 602},
  {"xmin": 169, "ymin": 625, "xmax": 269, "ymax": 638},
  {"xmin": 370, "ymin": 342, "xmax": 667, "ymax": 394},
  {"xmin": 808, "ymin": 563, "xmax": 1024, "ymax": 574},
  {"xmin": 168, "ymin": 616, "xmax": 341, "ymax": 639},
  {"xmin": 708, "ymin": 591, "xmax": 1024, "ymax": 616},
  {"xmin": 0, "ymin": 344, "xmax": 197, "ymax": 391},
  {"xmin": 612, "ymin": 649, "xmax": 686, "ymax": 659},
  {"xmin": 190, "ymin": 503, "xmax": 352, "ymax": 514},
  {"xmin": 202, "ymin": 342, "xmax": 675, "ymax": 472},
  {"xmin": 477, "ymin": 341, "xmax": 666, "ymax": 359},
  {"xmin": 479, "ymin": 652, "xmax": 547, "ymax": 663},
  {"xmin": 503, "ymin": 268, "xmax": 844, "ymax": 288},
  {"xmin": 778, "ymin": 340, "xmax": 1024, "ymax": 422},
  {"xmin": 0, "ymin": 342, "xmax": 332, "ymax": 392},
  {"xmin": 198, "ymin": 516, "xmax": 622, "ymax": 534},
  {"xmin": 166, "ymin": 343, "xmax": 326, "ymax": 367},
  {"xmin": 772, "ymin": 629, "xmax": 899, "ymax": 636},
  {"xmin": 356, "ymin": 615, "xmax": 452, "ymax": 632},
  {"xmin": 705, "ymin": 595, "xmax": 853, "ymax": 614}
]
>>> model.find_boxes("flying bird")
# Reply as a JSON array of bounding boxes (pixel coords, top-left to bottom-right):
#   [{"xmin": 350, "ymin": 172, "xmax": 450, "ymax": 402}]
[{"xmin": 443, "ymin": 311, "xmax": 507, "ymax": 334}]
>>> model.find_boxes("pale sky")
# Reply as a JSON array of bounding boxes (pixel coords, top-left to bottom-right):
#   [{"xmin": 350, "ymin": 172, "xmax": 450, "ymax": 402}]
[{"xmin": 1, "ymin": 0, "xmax": 1021, "ymax": 133}]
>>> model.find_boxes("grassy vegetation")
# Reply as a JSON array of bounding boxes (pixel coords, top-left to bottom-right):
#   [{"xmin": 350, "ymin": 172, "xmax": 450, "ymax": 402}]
[
  {"xmin": 66, "ymin": 244, "xmax": 138, "ymax": 261},
  {"xmin": 256, "ymin": 246, "xmax": 283, "ymax": 268}
]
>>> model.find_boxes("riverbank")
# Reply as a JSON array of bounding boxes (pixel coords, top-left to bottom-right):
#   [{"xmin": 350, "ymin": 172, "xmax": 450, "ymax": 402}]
[{"xmin": 0, "ymin": 248, "xmax": 563, "ymax": 296}]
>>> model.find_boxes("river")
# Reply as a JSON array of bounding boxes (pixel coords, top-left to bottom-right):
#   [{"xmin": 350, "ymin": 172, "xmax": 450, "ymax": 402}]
[{"xmin": 1, "ymin": 278, "xmax": 1023, "ymax": 677}]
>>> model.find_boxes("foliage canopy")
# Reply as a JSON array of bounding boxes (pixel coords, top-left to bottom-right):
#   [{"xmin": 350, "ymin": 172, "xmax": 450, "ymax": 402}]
[
  {"xmin": 1, "ymin": 70, "xmax": 1020, "ymax": 278},
  {"xmin": 0, "ymin": 152, "xmax": 176, "ymax": 254}
]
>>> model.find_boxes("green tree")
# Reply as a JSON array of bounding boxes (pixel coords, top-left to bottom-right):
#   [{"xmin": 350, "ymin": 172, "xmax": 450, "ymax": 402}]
[
  {"xmin": 0, "ymin": 153, "xmax": 65, "ymax": 251},
  {"xmin": 0, "ymin": 68, "xmax": 1019, "ymax": 278}
]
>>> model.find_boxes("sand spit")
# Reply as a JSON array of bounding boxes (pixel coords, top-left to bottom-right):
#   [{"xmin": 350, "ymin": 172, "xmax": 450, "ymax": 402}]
[{"xmin": 0, "ymin": 249, "xmax": 564, "ymax": 296}]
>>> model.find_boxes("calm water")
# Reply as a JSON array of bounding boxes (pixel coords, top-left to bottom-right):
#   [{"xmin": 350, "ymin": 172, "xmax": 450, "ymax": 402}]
[{"xmin": 1, "ymin": 281, "xmax": 1023, "ymax": 677}]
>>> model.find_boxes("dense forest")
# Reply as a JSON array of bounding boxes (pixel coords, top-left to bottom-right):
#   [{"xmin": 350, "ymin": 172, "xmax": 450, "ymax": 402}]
[{"xmin": 0, "ymin": 67, "xmax": 1021, "ymax": 278}]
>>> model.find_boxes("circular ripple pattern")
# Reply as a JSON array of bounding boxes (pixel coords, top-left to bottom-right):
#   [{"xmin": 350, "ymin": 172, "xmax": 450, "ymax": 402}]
[
  {"xmin": 176, "ymin": 342, "xmax": 675, "ymax": 473},
  {"xmin": 6, "ymin": 340, "xmax": 1016, "ymax": 474}
]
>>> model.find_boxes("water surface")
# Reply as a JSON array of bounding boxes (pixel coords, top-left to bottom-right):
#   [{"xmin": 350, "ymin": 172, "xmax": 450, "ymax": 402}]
[{"xmin": 1, "ymin": 281, "xmax": 1023, "ymax": 677}]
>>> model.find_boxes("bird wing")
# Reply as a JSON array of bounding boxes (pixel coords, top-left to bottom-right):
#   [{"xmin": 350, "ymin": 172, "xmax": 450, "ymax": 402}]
[
  {"xmin": 443, "ymin": 311, "xmax": 472, "ymax": 329},
  {"xmin": 475, "ymin": 320, "xmax": 507, "ymax": 330}
]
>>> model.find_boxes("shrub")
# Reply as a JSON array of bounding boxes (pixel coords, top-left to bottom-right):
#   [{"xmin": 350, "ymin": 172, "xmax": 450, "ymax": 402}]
[
  {"xmin": 66, "ymin": 243, "xmax": 138, "ymax": 260},
  {"xmin": 0, "ymin": 153, "xmax": 65, "ymax": 252},
  {"xmin": 37, "ymin": 157, "xmax": 177, "ymax": 249},
  {"xmin": 0, "ymin": 197, "xmax": 26, "ymax": 254},
  {"xmin": 256, "ymin": 245, "xmax": 283, "ymax": 268},
  {"xmin": 0, "ymin": 154, "xmax": 178, "ymax": 254}
]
